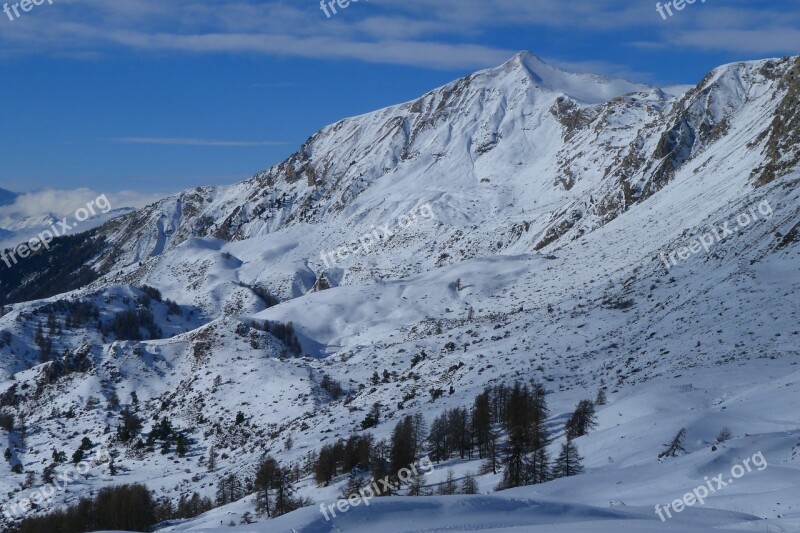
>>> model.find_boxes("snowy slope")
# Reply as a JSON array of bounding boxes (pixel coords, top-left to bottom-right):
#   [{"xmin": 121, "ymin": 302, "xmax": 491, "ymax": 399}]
[{"xmin": 0, "ymin": 53, "xmax": 799, "ymax": 532}]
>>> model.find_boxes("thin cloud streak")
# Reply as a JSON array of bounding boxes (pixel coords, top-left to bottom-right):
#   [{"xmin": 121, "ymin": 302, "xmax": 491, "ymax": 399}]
[{"xmin": 112, "ymin": 137, "xmax": 288, "ymax": 147}]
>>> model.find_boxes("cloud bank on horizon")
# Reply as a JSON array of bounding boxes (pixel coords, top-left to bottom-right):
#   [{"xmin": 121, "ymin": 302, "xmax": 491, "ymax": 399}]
[
  {"xmin": 0, "ymin": 0, "xmax": 797, "ymax": 69},
  {"xmin": 0, "ymin": 188, "xmax": 164, "ymax": 224}
]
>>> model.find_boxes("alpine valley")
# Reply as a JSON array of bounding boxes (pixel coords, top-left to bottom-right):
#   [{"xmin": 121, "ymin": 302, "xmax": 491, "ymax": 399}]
[{"xmin": 1, "ymin": 52, "xmax": 799, "ymax": 532}]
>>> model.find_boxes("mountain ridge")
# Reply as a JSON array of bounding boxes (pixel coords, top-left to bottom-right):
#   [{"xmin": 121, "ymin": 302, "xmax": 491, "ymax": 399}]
[{"xmin": 0, "ymin": 52, "xmax": 798, "ymax": 532}]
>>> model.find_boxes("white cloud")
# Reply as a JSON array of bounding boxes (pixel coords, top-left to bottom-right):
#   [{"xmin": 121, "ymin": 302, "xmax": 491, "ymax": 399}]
[
  {"xmin": 0, "ymin": 188, "xmax": 164, "ymax": 222},
  {"xmin": 0, "ymin": 0, "xmax": 795, "ymax": 69}
]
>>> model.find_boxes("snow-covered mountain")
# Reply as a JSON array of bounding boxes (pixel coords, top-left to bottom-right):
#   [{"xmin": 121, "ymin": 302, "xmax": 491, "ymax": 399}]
[
  {"xmin": 0, "ymin": 209, "xmax": 135, "ymax": 253},
  {"xmin": 1, "ymin": 53, "xmax": 799, "ymax": 532},
  {"xmin": 0, "ymin": 187, "xmax": 135, "ymax": 253}
]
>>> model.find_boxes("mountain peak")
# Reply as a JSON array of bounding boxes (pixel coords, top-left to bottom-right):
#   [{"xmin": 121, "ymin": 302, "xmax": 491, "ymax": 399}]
[
  {"xmin": 494, "ymin": 51, "xmax": 649, "ymax": 104},
  {"xmin": 508, "ymin": 50, "xmax": 546, "ymax": 65}
]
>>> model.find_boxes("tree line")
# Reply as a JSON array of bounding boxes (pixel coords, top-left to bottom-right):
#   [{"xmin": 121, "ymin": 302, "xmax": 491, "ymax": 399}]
[
  {"xmin": 9, "ymin": 380, "xmax": 604, "ymax": 531},
  {"xmin": 306, "ymin": 381, "xmax": 601, "ymax": 494},
  {"xmin": 11, "ymin": 483, "xmax": 213, "ymax": 533}
]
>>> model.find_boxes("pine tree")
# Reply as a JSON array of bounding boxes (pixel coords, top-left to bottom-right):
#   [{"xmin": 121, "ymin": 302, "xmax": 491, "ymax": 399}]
[
  {"xmin": 479, "ymin": 431, "xmax": 500, "ymax": 475},
  {"xmin": 72, "ymin": 448, "xmax": 84, "ymax": 465},
  {"xmin": 176, "ymin": 434, "xmax": 188, "ymax": 457},
  {"xmin": 471, "ymin": 389, "xmax": 493, "ymax": 459},
  {"xmin": 428, "ymin": 413, "xmax": 448, "ymax": 461},
  {"xmin": 498, "ymin": 382, "xmax": 550, "ymax": 488},
  {"xmin": 411, "ymin": 413, "xmax": 427, "ymax": 456},
  {"xmin": 313, "ymin": 443, "xmax": 338, "ymax": 486},
  {"xmin": 564, "ymin": 400, "xmax": 597, "ymax": 439},
  {"xmin": 659, "ymin": 428, "xmax": 688, "ymax": 458},
  {"xmin": 528, "ymin": 446, "xmax": 551, "ymax": 484},
  {"xmin": 370, "ymin": 439, "xmax": 393, "ymax": 496},
  {"xmin": 460, "ymin": 472, "xmax": 479, "ymax": 494},
  {"xmin": 255, "ymin": 455, "xmax": 281, "ymax": 517},
  {"xmin": 271, "ymin": 466, "xmax": 300, "ymax": 516},
  {"xmin": 553, "ymin": 440, "xmax": 584, "ymax": 478},
  {"xmin": 216, "ymin": 474, "xmax": 243, "ymax": 506},
  {"xmin": 207, "ymin": 445, "xmax": 217, "ymax": 472},
  {"xmin": 390, "ymin": 415, "xmax": 416, "ymax": 479},
  {"xmin": 406, "ymin": 471, "xmax": 429, "ymax": 496},
  {"xmin": 438, "ymin": 468, "xmax": 457, "ymax": 495},
  {"xmin": 17, "ymin": 416, "xmax": 26, "ymax": 448},
  {"xmin": 42, "ymin": 463, "xmax": 57, "ymax": 484},
  {"xmin": 595, "ymin": 389, "xmax": 607, "ymax": 406},
  {"xmin": 339, "ymin": 471, "xmax": 368, "ymax": 500}
]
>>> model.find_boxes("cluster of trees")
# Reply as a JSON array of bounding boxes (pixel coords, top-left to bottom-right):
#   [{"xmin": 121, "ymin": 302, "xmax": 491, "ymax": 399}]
[
  {"xmin": 137, "ymin": 285, "xmax": 182, "ymax": 316},
  {"xmin": 11, "ymin": 483, "xmax": 212, "ymax": 533},
  {"xmin": 259, "ymin": 321, "xmax": 302, "ymax": 356},
  {"xmin": 39, "ymin": 346, "xmax": 92, "ymax": 385},
  {"xmin": 18, "ymin": 288, "xmax": 184, "ymax": 361},
  {"xmin": 239, "ymin": 282, "xmax": 280, "ymax": 308},
  {"xmin": 0, "ymin": 411, "xmax": 14, "ymax": 432},
  {"xmin": 114, "ymin": 404, "xmax": 188, "ymax": 458},
  {"xmin": 461, "ymin": 383, "xmax": 601, "ymax": 487},
  {"xmin": 411, "ymin": 382, "xmax": 555, "ymax": 486},
  {"xmin": 360, "ymin": 402, "xmax": 383, "ymax": 430},
  {"xmin": 116, "ymin": 405, "xmax": 143, "ymax": 443},
  {"xmin": 104, "ymin": 308, "xmax": 162, "ymax": 341},
  {"xmin": 30, "ymin": 299, "xmax": 100, "ymax": 329},
  {"xmin": 428, "ymin": 407, "xmax": 472, "ymax": 462},
  {"xmin": 313, "ymin": 433, "xmax": 374, "ymax": 485},
  {"xmin": 210, "ymin": 455, "xmax": 308, "ymax": 519},
  {"xmin": 492, "ymin": 382, "xmax": 551, "ymax": 488},
  {"xmin": 245, "ymin": 320, "xmax": 302, "ymax": 357},
  {"xmin": 254, "ymin": 455, "xmax": 310, "ymax": 517},
  {"xmin": 138, "ymin": 285, "xmax": 162, "ymax": 302},
  {"xmin": 310, "ymin": 414, "xmax": 429, "ymax": 494},
  {"xmin": 306, "ymin": 382, "xmax": 603, "ymax": 497},
  {"xmin": 145, "ymin": 416, "xmax": 189, "ymax": 456},
  {"xmin": 70, "ymin": 436, "xmax": 94, "ymax": 465},
  {"xmin": 320, "ymin": 374, "xmax": 344, "ymax": 400},
  {"xmin": 33, "ymin": 323, "xmax": 54, "ymax": 363}
]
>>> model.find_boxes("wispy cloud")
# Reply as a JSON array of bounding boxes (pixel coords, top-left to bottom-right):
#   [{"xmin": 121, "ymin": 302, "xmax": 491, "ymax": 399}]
[
  {"xmin": 251, "ymin": 82, "xmax": 297, "ymax": 89},
  {"xmin": 111, "ymin": 137, "xmax": 288, "ymax": 147},
  {"xmin": 0, "ymin": 188, "xmax": 164, "ymax": 222},
  {"xmin": 0, "ymin": 0, "xmax": 796, "ymax": 68}
]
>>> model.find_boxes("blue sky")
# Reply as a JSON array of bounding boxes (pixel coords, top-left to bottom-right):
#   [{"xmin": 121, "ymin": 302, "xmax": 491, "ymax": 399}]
[{"xmin": 0, "ymin": 0, "xmax": 798, "ymax": 199}]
